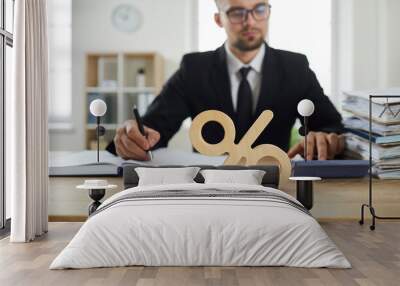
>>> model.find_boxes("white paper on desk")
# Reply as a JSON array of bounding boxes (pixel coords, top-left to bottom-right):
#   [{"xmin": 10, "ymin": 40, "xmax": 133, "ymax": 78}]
[
  {"xmin": 344, "ymin": 117, "xmax": 400, "ymax": 136},
  {"xmin": 49, "ymin": 150, "xmax": 124, "ymax": 167},
  {"xmin": 140, "ymin": 148, "xmax": 227, "ymax": 166},
  {"xmin": 49, "ymin": 148, "xmax": 227, "ymax": 168}
]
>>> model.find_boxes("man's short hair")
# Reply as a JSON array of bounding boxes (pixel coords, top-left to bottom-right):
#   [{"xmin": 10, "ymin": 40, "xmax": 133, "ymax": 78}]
[{"xmin": 214, "ymin": 0, "xmax": 223, "ymax": 10}]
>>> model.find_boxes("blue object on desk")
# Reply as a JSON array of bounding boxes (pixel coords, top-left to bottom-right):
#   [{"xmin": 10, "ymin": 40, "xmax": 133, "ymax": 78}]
[
  {"xmin": 292, "ymin": 160, "xmax": 369, "ymax": 178},
  {"xmin": 346, "ymin": 128, "xmax": 400, "ymax": 145}
]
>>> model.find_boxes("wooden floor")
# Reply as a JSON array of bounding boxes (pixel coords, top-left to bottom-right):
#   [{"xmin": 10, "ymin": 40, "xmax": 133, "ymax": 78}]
[{"xmin": 0, "ymin": 221, "xmax": 399, "ymax": 286}]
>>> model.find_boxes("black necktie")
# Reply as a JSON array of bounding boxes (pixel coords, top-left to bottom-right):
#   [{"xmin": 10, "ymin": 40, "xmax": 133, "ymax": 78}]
[{"xmin": 236, "ymin": 67, "xmax": 253, "ymax": 142}]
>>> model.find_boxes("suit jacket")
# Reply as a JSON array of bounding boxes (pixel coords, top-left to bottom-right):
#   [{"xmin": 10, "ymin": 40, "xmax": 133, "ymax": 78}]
[{"xmin": 107, "ymin": 43, "xmax": 343, "ymax": 155}]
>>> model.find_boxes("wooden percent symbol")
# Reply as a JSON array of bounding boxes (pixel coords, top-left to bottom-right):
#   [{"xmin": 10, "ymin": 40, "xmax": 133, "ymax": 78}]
[{"xmin": 189, "ymin": 110, "xmax": 291, "ymax": 184}]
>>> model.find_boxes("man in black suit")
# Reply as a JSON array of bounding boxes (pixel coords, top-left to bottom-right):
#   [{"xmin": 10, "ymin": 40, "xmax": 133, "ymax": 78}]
[{"xmin": 108, "ymin": 0, "xmax": 345, "ymax": 161}]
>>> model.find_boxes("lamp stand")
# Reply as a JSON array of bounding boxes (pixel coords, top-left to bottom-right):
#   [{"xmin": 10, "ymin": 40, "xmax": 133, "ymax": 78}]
[
  {"xmin": 95, "ymin": 116, "xmax": 106, "ymax": 163},
  {"xmin": 96, "ymin": 116, "xmax": 100, "ymax": 162},
  {"xmin": 304, "ymin": 116, "xmax": 308, "ymax": 161}
]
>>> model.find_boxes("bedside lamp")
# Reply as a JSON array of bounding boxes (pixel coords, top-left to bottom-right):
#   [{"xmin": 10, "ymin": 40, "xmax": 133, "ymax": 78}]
[
  {"xmin": 297, "ymin": 99, "xmax": 315, "ymax": 161},
  {"xmin": 89, "ymin": 99, "xmax": 107, "ymax": 162},
  {"xmin": 290, "ymin": 99, "xmax": 319, "ymax": 210}
]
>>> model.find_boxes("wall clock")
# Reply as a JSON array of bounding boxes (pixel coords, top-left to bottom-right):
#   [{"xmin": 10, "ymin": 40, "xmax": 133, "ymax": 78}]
[{"xmin": 111, "ymin": 4, "xmax": 142, "ymax": 33}]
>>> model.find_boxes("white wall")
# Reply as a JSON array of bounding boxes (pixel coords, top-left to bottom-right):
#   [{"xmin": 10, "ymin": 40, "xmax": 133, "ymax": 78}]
[
  {"xmin": 386, "ymin": 0, "xmax": 400, "ymax": 87},
  {"xmin": 197, "ymin": 1, "xmax": 225, "ymax": 51},
  {"xmin": 331, "ymin": 0, "xmax": 353, "ymax": 107},
  {"xmin": 49, "ymin": 0, "xmax": 197, "ymax": 150},
  {"xmin": 352, "ymin": 0, "xmax": 379, "ymax": 89},
  {"xmin": 332, "ymin": 0, "xmax": 400, "ymax": 106}
]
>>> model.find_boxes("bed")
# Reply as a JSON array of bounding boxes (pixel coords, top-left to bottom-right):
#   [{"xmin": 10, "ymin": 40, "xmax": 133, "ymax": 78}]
[{"xmin": 50, "ymin": 165, "xmax": 351, "ymax": 269}]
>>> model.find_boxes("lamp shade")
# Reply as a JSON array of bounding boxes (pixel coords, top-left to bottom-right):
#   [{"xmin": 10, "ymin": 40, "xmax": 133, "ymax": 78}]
[
  {"xmin": 89, "ymin": 99, "xmax": 107, "ymax": 117},
  {"xmin": 297, "ymin": 99, "xmax": 314, "ymax": 117}
]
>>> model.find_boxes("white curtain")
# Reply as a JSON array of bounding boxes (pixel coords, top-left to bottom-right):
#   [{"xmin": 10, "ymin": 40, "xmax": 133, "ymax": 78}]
[{"xmin": 8, "ymin": 0, "xmax": 49, "ymax": 242}]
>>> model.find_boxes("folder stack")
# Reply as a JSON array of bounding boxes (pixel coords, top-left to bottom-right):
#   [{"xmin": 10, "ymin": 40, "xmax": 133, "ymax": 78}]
[{"xmin": 342, "ymin": 89, "xmax": 400, "ymax": 179}]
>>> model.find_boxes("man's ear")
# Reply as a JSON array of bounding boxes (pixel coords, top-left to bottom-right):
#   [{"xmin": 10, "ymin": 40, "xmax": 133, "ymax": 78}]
[{"xmin": 214, "ymin": 13, "xmax": 223, "ymax": 28}]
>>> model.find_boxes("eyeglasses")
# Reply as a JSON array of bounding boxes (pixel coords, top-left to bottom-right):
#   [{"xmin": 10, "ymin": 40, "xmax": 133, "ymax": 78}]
[{"xmin": 225, "ymin": 3, "xmax": 272, "ymax": 24}]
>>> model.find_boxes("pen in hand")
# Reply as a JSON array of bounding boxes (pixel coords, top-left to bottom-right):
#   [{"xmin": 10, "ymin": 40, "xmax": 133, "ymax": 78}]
[{"xmin": 133, "ymin": 106, "xmax": 153, "ymax": 161}]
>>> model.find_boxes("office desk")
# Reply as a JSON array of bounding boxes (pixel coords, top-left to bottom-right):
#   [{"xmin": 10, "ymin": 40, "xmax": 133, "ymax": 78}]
[
  {"xmin": 49, "ymin": 177, "xmax": 400, "ymax": 221},
  {"xmin": 282, "ymin": 179, "xmax": 399, "ymax": 219}
]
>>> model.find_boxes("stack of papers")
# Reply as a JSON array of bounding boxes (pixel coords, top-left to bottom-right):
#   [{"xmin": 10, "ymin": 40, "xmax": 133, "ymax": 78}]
[
  {"xmin": 342, "ymin": 89, "xmax": 400, "ymax": 124},
  {"xmin": 344, "ymin": 135, "xmax": 400, "ymax": 161},
  {"xmin": 343, "ymin": 116, "xmax": 400, "ymax": 137},
  {"xmin": 342, "ymin": 89, "xmax": 400, "ymax": 179}
]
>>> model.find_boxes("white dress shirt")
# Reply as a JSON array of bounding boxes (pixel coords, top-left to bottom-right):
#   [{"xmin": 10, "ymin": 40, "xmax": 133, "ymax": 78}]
[{"xmin": 225, "ymin": 42, "xmax": 265, "ymax": 112}]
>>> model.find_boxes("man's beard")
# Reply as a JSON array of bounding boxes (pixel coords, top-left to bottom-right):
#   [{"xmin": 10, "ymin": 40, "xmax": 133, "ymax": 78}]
[{"xmin": 233, "ymin": 30, "xmax": 265, "ymax": 52}]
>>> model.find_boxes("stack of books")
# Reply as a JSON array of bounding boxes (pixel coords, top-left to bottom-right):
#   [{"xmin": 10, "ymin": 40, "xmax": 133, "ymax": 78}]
[{"xmin": 342, "ymin": 89, "xmax": 400, "ymax": 179}]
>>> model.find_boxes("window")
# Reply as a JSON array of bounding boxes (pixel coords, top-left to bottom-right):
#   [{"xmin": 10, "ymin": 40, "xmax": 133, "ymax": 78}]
[
  {"xmin": 197, "ymin": 2, "xmax": 226, "ymax": 51},
  {"xmin": 1, "ymin": 0, "xmax": 14, "ymax": 232},
  {"xmin": 268, "ymin": 0, "xmax": 332, "ymax": 96},
  {"xmin": 48, "ymin": 0, "xmax": 72, "ymax": 129},
  {"xmin": 197, "ymin": 0, "xmax": 332, "ymax": 96}
]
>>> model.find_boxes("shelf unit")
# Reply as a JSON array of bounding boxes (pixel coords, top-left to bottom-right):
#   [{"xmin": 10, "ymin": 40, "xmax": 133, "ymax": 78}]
[{"xmin": 85, "ymin": 52, "xmax": 164, "ymax": 150}]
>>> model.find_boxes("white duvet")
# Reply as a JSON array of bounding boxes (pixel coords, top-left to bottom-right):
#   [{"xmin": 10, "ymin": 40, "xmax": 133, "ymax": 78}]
[{"xmin": 50, "ymin": 183, "xmax": 351, "ymax": 269}]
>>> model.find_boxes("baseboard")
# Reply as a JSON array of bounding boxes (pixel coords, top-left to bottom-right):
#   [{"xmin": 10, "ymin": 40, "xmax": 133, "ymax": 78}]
[{"xmin": 49, "ymin": 215, "xmax": 87, "ymax": 222}]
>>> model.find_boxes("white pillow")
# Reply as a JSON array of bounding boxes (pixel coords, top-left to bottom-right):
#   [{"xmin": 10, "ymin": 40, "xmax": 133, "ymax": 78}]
[
  {"xmin": 200, "ymin": 169, "xmax": 266, "ymax": 185},
  {"xmin": 135, "ymin": 167, "xmax": 200, "ymax": 186}
]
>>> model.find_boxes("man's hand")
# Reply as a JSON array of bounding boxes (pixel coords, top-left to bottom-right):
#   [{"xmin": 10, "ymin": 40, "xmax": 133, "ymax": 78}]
[
  {"xmin": 287, "ymin": 131, "xmax": 345, "ymax": 160},
  {"xmin": 113, "ymin": 120, "xmax": 160, "ymax": 160}
]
